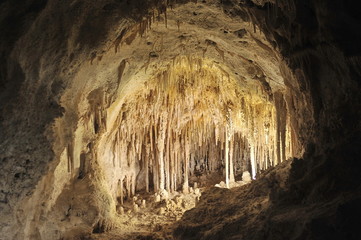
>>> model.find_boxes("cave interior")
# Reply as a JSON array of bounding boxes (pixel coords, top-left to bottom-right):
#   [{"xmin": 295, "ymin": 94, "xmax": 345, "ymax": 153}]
[{"xmin": 0, "ymin": 0, "xmax": 361, "ymax": 239}]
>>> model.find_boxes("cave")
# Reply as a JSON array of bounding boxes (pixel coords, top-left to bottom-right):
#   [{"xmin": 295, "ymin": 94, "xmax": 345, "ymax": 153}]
[{"xmin": 1, "ymin": 0, "xmax": 360, "ymax": 239}]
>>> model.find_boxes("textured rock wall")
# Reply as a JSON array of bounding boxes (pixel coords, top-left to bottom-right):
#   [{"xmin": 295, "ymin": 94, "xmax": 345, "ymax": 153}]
[
  {"xmin": 0, "ymin": 0, "xmax": 360, "ymax": 239},
  {"xmin": 175, "ymin": 0, "xmax": 361, "ymax": 239},
  {"xmin": 237, "ymin": 0, "xmax": 361, "ymax": 201}
]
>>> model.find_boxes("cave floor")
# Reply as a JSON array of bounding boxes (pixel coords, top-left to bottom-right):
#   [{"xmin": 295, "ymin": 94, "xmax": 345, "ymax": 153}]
[
  {"xmin": 82, "ymin": 160, "xmax": 292, "ymax": 240},
  {"xmin": 66, "ymin": 159, "xmax": 358, "ymax": 240},
  {"xmin": 81, "ymin": 188, "xmax": 202, "ymax": 240}
]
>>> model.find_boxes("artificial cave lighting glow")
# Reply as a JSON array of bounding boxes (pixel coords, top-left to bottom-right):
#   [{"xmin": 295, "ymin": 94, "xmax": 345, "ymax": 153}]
[{"xmin": 93, "ymin": 56, "xmax": 293, "ymax": 202}]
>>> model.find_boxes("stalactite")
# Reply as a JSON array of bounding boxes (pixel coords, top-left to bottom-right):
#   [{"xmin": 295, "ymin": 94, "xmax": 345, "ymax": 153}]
[
  {"xmin": 120, "ymin": 177, "xmax": 124, "ymax": 205},
  {"xmin": 131, "ymin": 174, "xmax": 136, "ymax": 196},
  {"xmin": 229, "ymin": 135, "xmax": 235, "ymax": 183},
  {"xmin": 157, "ymin": 113, "xmax": 166, "ymax": 191},
  {"xmin": 105, "ymin": 56, "xmax": 291, "ymax": 198},
  {"xmin": 145, "ymin": 137, "xmax": 150, "ymax": 193},
  {"xmin": 183, "ymin": 131, "xmax": 190, "ymax": 193},
  {"xmin": 67, "ymin": 142, "xmax": 74, "ymax": 173},
  {"xmin": 165, "ymin": 124, "xmax": 171, "ymax": 192},
  {"xmin": 225, "ymin": 127, "xmax": 229, "ymax": 188},
  {"xmin": 250, "ymin": 145, "xmax": 256, "ymax": 179},
  {"xmin": 113, "ymin": 28, "xmax": 127, "ymax": 53}
]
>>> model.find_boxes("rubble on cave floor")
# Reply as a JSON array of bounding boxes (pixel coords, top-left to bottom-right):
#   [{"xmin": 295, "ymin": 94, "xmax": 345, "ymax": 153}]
[
  {"xmin": 214, "ymin": 170, "xmax": 252, "ymax": 189},
  {"xmin": 78, "ymin": 161, "xmax": 292, "ymax": 240},
  {"xmin": 83, "ymin": 186, "xmax": 202, "ymax": 240}
]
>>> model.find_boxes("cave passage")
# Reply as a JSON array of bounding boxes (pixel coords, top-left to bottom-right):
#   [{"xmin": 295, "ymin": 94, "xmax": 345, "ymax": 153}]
[
  {"xmin": 94, "ymin": 56, "xmax": 294, "ymax": 209},
  {"xmin": 5, "ymin": 0, "xmax": 361, "ymax": 239},
  {"xmin": 46, "ymin": 3, "xmax": 303, "ymax": 237}
]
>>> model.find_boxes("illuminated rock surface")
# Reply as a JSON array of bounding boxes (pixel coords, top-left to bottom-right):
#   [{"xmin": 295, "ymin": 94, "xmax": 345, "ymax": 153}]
[{"xmin": 0, "ymin": 0, "xmax": 360, "ymax": 239}]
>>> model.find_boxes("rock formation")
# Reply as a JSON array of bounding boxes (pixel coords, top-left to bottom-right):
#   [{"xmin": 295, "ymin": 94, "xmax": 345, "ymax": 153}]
[{"xmin": 0, "ymin": 0, "xmax": 360, "ymax": 239}]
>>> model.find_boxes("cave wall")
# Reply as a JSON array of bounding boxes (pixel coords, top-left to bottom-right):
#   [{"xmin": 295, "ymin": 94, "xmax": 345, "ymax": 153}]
[
  {"xmin": 0, "ymin": 0, "xmax": 360, "ymax": 239},
  {"xmin": 235, "ymin": 0, "xmax": 361, "ymax": 202}
]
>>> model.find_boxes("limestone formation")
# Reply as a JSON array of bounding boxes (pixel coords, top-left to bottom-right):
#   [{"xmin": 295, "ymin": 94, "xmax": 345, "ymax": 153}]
[
  {"xmin": 242, "ymin": 171, "xmax": 252, "ymax": 183},
  {"xmin": 141, "ymin": 200, "xmax": 146, "ymax": 209},
  {"xmin": 119, "ymin": 207, "xmax": 124, "ymax": 215},
  {"xmin": 154, "ymin": 194, "xmax": 161, "ymax": 203},
  {"xmin": 133, "ymin": 203, "xmax": 139, "ymax": 213},
  {"xmin": 0, "ymin": 0, "xmax": 360, "ymax": 239}
]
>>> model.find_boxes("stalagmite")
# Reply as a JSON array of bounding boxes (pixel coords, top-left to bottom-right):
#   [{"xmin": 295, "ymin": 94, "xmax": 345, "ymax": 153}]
[
  {"xmin": 133, "ymin": 203, "xmax": 139, "ymax": 213},
  {"xmin": 194, "ymin": 188, "xmax": 200, "ymax": 195},
  {"xmin": 159, "ymin": 207, "xmax": 165, "ymax": 215},
  {"xmin": 242, "ymin": 171, "xmax": 252, "ymax": 182},
  {"xmin": 119, "ymin": 207, "xmax": 124, "ymax": 215},
  {"xmin": 104, "ymin": 56, "xmax": 291, "ymax": 198},
  {"xmin": 154, "ymin": 193, "xmax": 161, "ymax": 203},
  {"xmin": 141, "ymin": 200, "xmax": 146, "ymax": 209}
]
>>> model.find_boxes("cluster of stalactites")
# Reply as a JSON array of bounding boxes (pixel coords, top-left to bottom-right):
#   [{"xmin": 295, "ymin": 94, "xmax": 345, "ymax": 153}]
[
  {"xmin": 66, "ymin": 90, "xmax": 110, "ymax": 176},
  {"xmin": 106, "ymin": 57, "xmax": 293, "ymax": 201}
]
